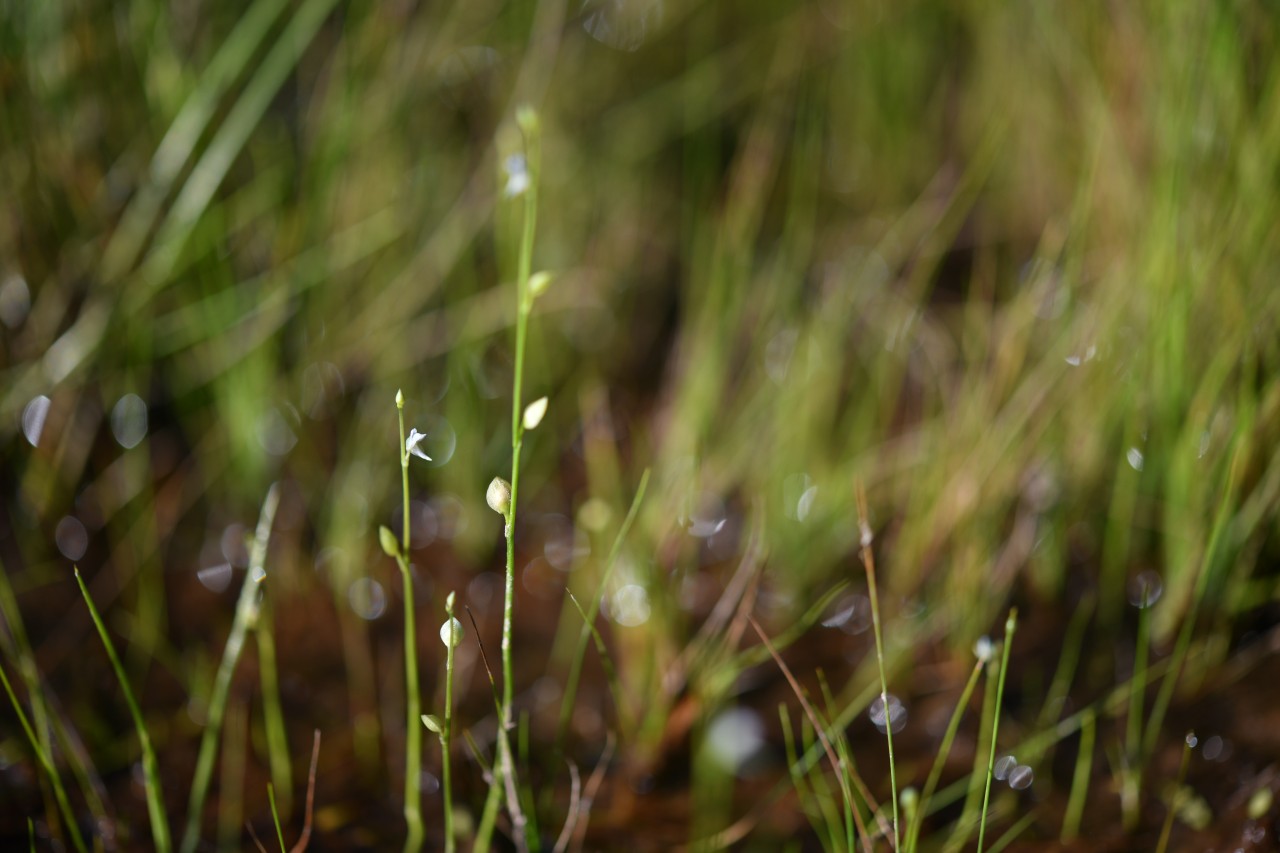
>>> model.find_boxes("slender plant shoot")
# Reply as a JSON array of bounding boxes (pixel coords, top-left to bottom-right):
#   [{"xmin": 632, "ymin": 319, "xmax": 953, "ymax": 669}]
[
  {"xmin": 856, "ymin": 484, "xmax": 898, "ymax": 850},
  {"xmin": 0, "ymin": 661, "xmax": 88, "ymax": 853},
  {"xmin": 393, "ymin": 390, "xmax": 424, "ymax": 853},
  {"xmin": 181, "ymin": 483, "xmax": 280, "ymax": 853},
  {"xmin": 977, "ymin": 609, "xmax": 1018, "ymax": 853},
  {"xmin": 432, "ymin": 592, "xmax": 462, "ymax": 853},
  {"xmin": 486, "ymin": 104, "xmax": 544, "ymax": 853},
  {"xmin": 76, "ymin": 568, "xmax": 172, "ymax": 852}
]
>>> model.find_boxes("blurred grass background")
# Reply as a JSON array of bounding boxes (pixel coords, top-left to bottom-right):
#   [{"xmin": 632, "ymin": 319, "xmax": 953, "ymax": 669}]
[{"xmin": 3, "ymin": 0, "xmax": 1280, "ymax": 849}]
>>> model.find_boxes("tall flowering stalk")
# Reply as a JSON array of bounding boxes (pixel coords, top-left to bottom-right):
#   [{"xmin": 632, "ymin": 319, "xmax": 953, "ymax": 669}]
[
  {"xmin": 380, "ymin": 391, "xmax": 431, "ymax": 852},
  {"xmin": 475, "ymin": 105, "xmax": 544, "ymax": 853}
]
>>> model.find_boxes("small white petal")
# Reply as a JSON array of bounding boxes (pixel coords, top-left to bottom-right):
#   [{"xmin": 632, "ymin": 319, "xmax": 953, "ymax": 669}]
[
  {"xmin": 505, "ymin": 172, "xmax": 529, "ymax": 198},
  {"xmin": 522, "ymin": 396, "xmax": 548, "ymax": 430},
  {"xmin": 504, "ymin": 155, "xmax": 529, "ymax": 198},
  {"xmin": 406, "ymin": 428, "xmax": 432, "ymax": 461}
]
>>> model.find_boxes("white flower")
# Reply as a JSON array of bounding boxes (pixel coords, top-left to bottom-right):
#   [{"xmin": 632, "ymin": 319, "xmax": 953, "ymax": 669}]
[
  {"xmin": 503, "ymin": 154, "xmax": 530, "ymax": 198},
  {"xmin": 405, "ymin": 428, "xmax": 432, "ymax": 461}
]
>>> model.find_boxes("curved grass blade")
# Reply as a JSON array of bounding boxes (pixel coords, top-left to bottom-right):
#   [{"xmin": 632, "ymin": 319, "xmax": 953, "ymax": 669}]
[
  {"xmin": 75, "ymin": 568, "xmax": 172, "ymax": 852},
  {"xmin": 180, "ymin": 482, "xmax": 280, "ymax": 853}
]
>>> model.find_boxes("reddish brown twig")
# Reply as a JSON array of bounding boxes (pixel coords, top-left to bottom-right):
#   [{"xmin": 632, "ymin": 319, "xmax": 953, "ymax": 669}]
[{"xmin": 289, "ymin": 729, "xmax": 322, "ymax": 853}]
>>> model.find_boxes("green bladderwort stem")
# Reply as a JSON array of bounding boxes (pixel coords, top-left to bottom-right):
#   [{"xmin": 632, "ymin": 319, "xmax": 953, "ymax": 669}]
[
  {"xmin": 181, "ymin": 482, "xmax": 279, "ymax": 853},
  {"xmin": 856, "ymin": 487, "xmax": 898, "ymax": 850},
  {"xmin": 506, "ymin": 108, "xmax": 539, "ymax": 729},
  {"xmin": 395, "ymin": 391, "xmax": 425, "ymax": 853},
  {"xmin": 500, "ymin": 106, "xmax": 542, "ymax": 853},
  {"xmin": 977, "ymin": 608, "xmax": 1017, "ymax": 853},
  {"xmin": 443, "ymin": 594, "xmax": 459, "ymax": 853},
  {"xmin": 75, "ymin": 568, "xmax": 172, "ymax": 853}
]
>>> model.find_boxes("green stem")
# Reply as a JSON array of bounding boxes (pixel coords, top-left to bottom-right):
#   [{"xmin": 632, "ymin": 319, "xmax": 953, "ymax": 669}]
[
  {"xmin": 1144, "ymin": 455, "xmax": 1238, "ymax": 760},
  {"xmin": 257, "ymin": 599, "xmax": 292, "ymax": 819},
  {"xmin": 76, "ymin": 569, "xmax": 172, "ymax": 852},
  {"xmin": 0, "ymin": 661, "xmax": 88, "ymax": 853},
  {"xmin": 495, "ymin": 111, "xmax": 541, "ymax": 853},
  {"xmin": 977, "ymin": 609, "xmax": 1017, "ymax": 853},
  {"xmin": 503, "ymin": 166, "xmax": 536, "ymax": 727},
  {"xmin": 181, "ymin": 483, "xmax": 279, "ymax": 853},
  {"xmin": 0, "ymin": 553, "xmax": 105, "ymax": 846},
  {"xmin": 1154, "ymin": 733, "xmax": 1194, "ymax": 853},
  {"xmin": 907, "ymin": 658, "xmax": 984, "ymax": 852},
  {"xmin": 443, "ymin": 598, "xmax": 457, "ymax": 853},
  {"xmin": 857, "ymin": 499, "xmax": 898, "ymax": 851},
  {"xmin": 268, "ymin": 783, "xmax": 286, "ymax": 852},
  {"xmin": 1123, "ymin": 589, "xmax": 1152, "ymax": 831},
  {"xmin": 396, "ymin": 396, "xmax": 424, "ymax": 853},
  {"xmin": 557, "ymin": 468, "xmax": 650, "ymax": 750},
  {"xmin": 1060, "ymin": 708, "xmax": 1095, "ymax": 843}
]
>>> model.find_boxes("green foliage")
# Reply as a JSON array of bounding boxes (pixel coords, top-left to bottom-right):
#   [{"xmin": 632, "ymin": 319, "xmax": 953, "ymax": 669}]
[{"xmin": 1, "ymin": 0, "xmax": 1279, "ymax": 849}]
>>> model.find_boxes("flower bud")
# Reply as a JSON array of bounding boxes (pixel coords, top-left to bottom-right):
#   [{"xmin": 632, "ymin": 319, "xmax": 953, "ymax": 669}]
[
  {"xmin": 528, "ymin": 271, "xmax": 553, "ymax": 299},
  {"xmin": 522, "ymin": 396, "xmax": 548, "ymax": 431},
  {"xmin": 378, "ymin": 525, "xmax": 400, "ymax": 558},
  {"xmin": 516, "ymin": 105, "xmax": 539, "ymax": 138},
  {"xmin": 486, "ymin": 477, "xmax": 512, "ymax": 516}
]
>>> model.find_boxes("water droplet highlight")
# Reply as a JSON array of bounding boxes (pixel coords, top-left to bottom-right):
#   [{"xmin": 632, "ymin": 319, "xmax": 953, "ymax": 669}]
[
  {"xmin": 869, "ymin": 694, "xmax": 906, "ymax": 734},
  {"xmin": 0, "ymin": 274, "xmax": 30, "ymax": 328},
  {"xmin": 1008, "ymin": 765, "xmax": 1034, "ymax": 790},
  {"xmin": 257, "ymin": 407, "xmax": 298, "ymax": 456},
  {"xmin": 348, "ymin": 578, "xmax": 387, "ymax": 620},
  {"xmin": 580, "ymin": 0, "xmax": 663, "ymax": 52},
  {"xmin": 1127, "ymin": 570, "xmax": 1163, "ymax": 609},
  {"xmin": 610, "ymin": 583, "xmax": 651, "ymax": 627},
  {"xmin": 55, "ymin": 516, "xmax": 89, "ymax": 561},
  {"xmin": 22, "ymin": 396, "xmax": 51, "ymax": 447},
  {"xmin": 110, "ymin": 394, "xmax": 148, "ymax": 449},
  {"xmin": 197, "ymin": 563, "xmax": 233, "ymax": 593},
  {"xmin": 705, "ymin": 708, "xmax": 764, "ymax": 774},
  {"xmin": 821, "ymin": 593, "xmax": 871, "ymax": 635}
]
